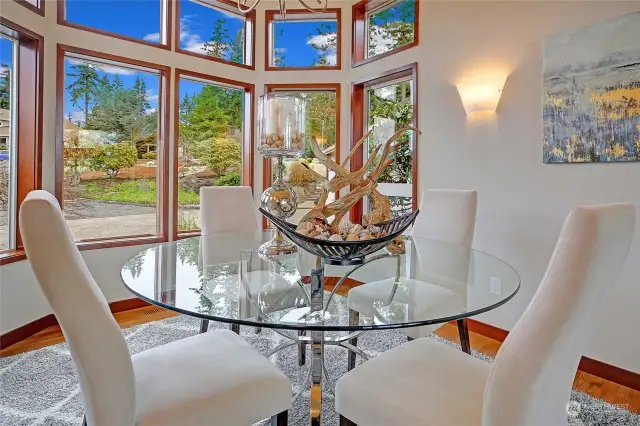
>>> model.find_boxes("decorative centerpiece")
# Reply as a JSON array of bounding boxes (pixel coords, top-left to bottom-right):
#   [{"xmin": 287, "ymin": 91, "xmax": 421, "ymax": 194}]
[
  {"xmin": 258, "ymin": 93, "xmax": 307, "ymax": 257},
  {"xmin": 260, "ymin": 125, "xmax": 421, "ymax": 265}
]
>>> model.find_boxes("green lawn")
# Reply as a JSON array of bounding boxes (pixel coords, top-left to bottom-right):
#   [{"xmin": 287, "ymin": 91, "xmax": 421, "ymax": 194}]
[{"xmin": 82, "ymin": 180, "xmax": 200, "ymax": 205}]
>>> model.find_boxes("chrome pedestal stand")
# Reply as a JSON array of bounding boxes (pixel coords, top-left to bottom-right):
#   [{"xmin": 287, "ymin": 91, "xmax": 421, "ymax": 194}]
[{"xmin": 259, "ymin": 156, "xmax": 298, "ymax": 257}]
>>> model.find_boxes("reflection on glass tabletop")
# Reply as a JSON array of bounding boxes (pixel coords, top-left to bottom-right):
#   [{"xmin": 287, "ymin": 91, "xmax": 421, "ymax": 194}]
[{"xmin": 121, "ymin": 230, "xmax": 520, "ymax": 331}]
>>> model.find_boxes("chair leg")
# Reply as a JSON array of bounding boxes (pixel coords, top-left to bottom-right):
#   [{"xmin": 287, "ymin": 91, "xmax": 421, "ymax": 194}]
[
  {"xmin": 347, "ymin": 309, "xmax": 359, "ymax": 371},
  {"xmin": 200, "ymin": 319, "xmax": 209, "ymax": 333},
  {"xmin": 82, "ymin": 415, "xmax": 87, "ymax": 426},
  {"xmin": 255, "ymin": 316, "xmax": 262, "ymax": 334},
  {"xmin": 457, "ymin": 318, "xmax": 471, "ymax": 354},
  {"xmin": 270, "ymin": 410, "xmax": 288, "ymax": 426},
  {"xmin": 230, "ymin": 323, "xmax": 240, "ymax": 334},
  {"xmin": 298, "ymin": 330, "xmax": 306, "ymax": 366},
  {"xmin": 339, "ymin": 415, "xmax": 356, "ymax": 426},
  {"xmin": 407, "ymin": 336, "xmax": 414, "ymax": 342}
]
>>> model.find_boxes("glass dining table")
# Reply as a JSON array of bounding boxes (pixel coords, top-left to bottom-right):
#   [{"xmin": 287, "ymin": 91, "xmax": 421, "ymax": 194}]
[{"xmin": 121, "ymin": 230, "xmax": 520, "ymax": 426}]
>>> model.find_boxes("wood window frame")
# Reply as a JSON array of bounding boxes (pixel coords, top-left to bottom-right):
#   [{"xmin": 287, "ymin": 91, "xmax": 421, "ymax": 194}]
[
  {"xmin": 0, "ymin": 18, "xmax": 44, "ymax": 265},
  {"xmin": 12, "ymin": 0, "xmax": 45, "ymax": 17},
  {"xmin": 352, "ymin": 0, "xmax": 419, "ymax": 68},
  {"xmin": 261, "ymin": 83, "xmax": 341, "ymax": 228},
  {"xmin": 175, "ymin": 0, "xmax": 256, "ymax": 70},
  {"xmin": 55, "ymin": 44, "xmax": 171, "ymax": 251},
  {"xmin": 173, "ymin": 69, "xmax": 255, "ymax": 239},
  {"xmin": 350, "ymin": 62, "xmax": 418, "ymax": 224},
  {"xmin": 57, "ymin": 0, "xmax": 172, "ymax": 51},
  {"xmin": 265, "ymin": 8, "xmax": 342, "ymax": 71}
]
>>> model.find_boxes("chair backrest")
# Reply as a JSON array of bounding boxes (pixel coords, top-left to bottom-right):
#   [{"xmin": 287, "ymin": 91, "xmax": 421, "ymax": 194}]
[
  {"xmin": 200, "ymin": 186, "xmax": 260, "ymax": 235},
  {"xmin": 482, "ymin": 203, "xmax": 635, "ymax": 426},
  {"xmin": 19, "ymin": 191, "xmax": 136, "ymax": 426},
  {"xmin": 411, "ymin": 189, "xmax": 478, "ymax": 247}
]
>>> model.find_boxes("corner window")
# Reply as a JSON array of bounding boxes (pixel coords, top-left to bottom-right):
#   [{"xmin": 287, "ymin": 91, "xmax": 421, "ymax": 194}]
[
  {"xmin": 177, "ymin": 0, "xmax": 254, "ymax": 68},
  {"xmin": 0, "ymin": 35, "xmax": 16, "ymax": 251},
  {"xmin": 266, "ymin": 9, "xmax": 341, "ymax": 70},
  {"xmin": 58, "ymin": 48, "xmax": 169, "ymax": 246},
  {"xmin": 59, "ymin": 0, "xmax": 169, "ymax": 47}
]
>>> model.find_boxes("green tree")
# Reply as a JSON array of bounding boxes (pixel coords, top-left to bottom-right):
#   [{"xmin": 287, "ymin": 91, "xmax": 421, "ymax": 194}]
[
  {"xmin": 133, "ymin": 76, "xmax": 151, "ymax": 115},
  {"xmin": 67, "ymin": 63, "xmax": 102, "ymax": 127},
  {"xmin": 194, "ymin": 137, "xmax": 241, "ymax": 177},
  {"xmin": 0, "ymin": 63, "xmax": 10, "ymax": 109},
  {"xmin": 204, "ymin": 18, "xmax": 230, "ymax": 59},
  {"xmin": 229, "ymin": 28, "xmax": 244, "ymax": 64},
  {"xmin": 368, "ymin": 0, "xmax": 415, "ymax": 56},
  {"xmin": 89, "ymin": 143, "xmax": 138, "ymax": 178}
]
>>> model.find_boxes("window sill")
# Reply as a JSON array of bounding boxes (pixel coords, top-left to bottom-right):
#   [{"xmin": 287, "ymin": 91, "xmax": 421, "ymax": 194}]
[
  {"xmin": 0, "ymin": 250, "xmax": 27, "ymax": 266},
  {"xmin": 175, "ymin": 48, "xmax": 255, "ymax": 71},
  {"xmin": 352, "ymin": 41, "xmax": 418, "ymax": 68},
  {"xmin": 57, "ymin": 21, "xmax": 171, "ymax": 51}
]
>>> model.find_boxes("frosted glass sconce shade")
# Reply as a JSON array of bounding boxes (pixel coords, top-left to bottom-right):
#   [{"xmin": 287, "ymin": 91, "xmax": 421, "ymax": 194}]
[{"xmin": 456, "ymin": 75, "xmax": 507, "ymax": 114}]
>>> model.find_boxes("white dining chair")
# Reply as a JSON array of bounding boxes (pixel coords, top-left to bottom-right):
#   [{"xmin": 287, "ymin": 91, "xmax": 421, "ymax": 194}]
[
  {"xmin": 19, "ymin": 191, "xmax": 293, "ymax": 426},
  {"xmin": 346, "ymin": 189, "xmax": 478, "ymax": 364},
  {"xmin": 335, "ymin": 202, "xmax": 635, "ymax": 426}
]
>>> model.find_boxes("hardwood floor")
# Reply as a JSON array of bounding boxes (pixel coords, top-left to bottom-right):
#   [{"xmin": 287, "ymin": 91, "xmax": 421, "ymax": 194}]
[{"xmin": 2, "ymin": 306, "xmax": 639, "ymax": 414}]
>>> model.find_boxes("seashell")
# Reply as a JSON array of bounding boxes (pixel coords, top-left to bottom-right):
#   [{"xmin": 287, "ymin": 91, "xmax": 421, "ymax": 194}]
[
  {"xmin": 366, "ymin": 225, "xmax": 380, "ymax": 234},
  {"xmin": 360, "ymin": 233, "xmax": 374, "ymax": 240},
  {"xmin": 316, "ymin": 233, "xmax": 329, "ymax": 240},
  {"xmin": 275, "ymin": 140, "xmax": 283, "ymax": 146},
  {"xmin": 338, "ymin": 220, "xmax": 353, "ymax": 234},
  {"xmin": 328, "ymin": 234, "xmax": 344, "ymax": 241},
  {"xmin": 349, "ymin": 224, "xmax": 364, "ymax": 235},
  {"xmin": 297, "ymin": 229, "xmax": 310, "ymax": 236},
  {"xmin": 309, "ymin": 230, "xmax": 321, "ymax": 238},
  {"xmin": 346, "ymin": 234, "xmax": 360, "ymax": 241},
  {"xmin": 315, "ymin": 225, "xmax": 326, "ymax": 232},
  {"xmin": 297, "ymin": 222, "xmax": 314, "ymax": 232}
]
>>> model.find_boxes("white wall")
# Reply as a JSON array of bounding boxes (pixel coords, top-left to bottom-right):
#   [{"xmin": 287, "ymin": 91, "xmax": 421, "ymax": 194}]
[{"xmin": 0, "ymin": 0, "xmax": 638, "ymax": 372}]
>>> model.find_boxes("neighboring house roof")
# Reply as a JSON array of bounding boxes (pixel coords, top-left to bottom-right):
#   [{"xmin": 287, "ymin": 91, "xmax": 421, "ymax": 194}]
[{"xmin": 64, "ymin": 119, "xmax": 80, "ymax": 130}]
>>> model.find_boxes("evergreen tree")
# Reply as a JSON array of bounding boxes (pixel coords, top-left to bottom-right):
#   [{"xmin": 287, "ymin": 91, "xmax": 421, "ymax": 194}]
[
  {"xmin": 0, "ymin": 63, "xmax": 9, "ymax": 109},
  {"xmin": 66, "ymin": 63, "xmax": 101, "ymax": 127},
  {"xmin": 229, "ymin": 28, "xmax": 244, "ymax": 64},
  {"xmin": 308, "ymin": 23, "xmax": 337, "ymax": 66},
  {"xmin": 204, "ymin": 18, "xmax": 230, "ymax": 59},
  {"xmin": 133, "ymin": 76, "xmax": 151, "ymax": 115}
]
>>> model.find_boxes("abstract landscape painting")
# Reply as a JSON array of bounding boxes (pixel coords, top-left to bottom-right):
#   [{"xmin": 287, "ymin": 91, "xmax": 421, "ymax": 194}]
[{"xmin": 543, "ymin": 12, "xmax": 640, "ymax": 163}]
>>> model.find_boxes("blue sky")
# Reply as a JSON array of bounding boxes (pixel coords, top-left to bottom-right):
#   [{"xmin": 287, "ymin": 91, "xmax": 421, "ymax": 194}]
[{"xmin": 273, "ymin": 20, "xmax": 337, "ymax": 67}]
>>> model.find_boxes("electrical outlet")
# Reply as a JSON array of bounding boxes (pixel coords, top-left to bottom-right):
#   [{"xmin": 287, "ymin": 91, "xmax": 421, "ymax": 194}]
[{"xmin": 490, "ymin": 277, "xmax": 502, "ymax": 295}]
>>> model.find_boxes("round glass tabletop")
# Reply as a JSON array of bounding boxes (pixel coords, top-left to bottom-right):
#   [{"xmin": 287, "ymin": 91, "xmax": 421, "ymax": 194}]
[{"xmin": 121, "ymin": 230, "xmax": 520, "ymax": 331}]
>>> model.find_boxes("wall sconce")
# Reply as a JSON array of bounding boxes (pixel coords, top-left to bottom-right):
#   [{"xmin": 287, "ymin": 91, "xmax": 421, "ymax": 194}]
[{"xmin": 456, "ymin": 74, "xmax": 507, "ymax": 114}]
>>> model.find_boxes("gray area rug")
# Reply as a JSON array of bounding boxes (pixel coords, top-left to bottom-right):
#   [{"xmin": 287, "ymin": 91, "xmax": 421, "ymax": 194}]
[{"xmin": 1, "ymin": 312, "xmax": 638, "ymax": 426}]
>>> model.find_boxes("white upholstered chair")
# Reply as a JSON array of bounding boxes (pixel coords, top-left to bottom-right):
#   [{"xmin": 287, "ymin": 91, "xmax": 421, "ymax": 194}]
[
  {"xmin": 19, "ymin": 191, "xmax": 292, "ymax": 426},
  {"xmin": 336, "ymin": 202, "xmax": 635, "ymax": 426},
  {"xmin": 346, "ymin": 189, "xmax": 478, "ymax": 355},
  {"xmin": 200, "ymin": 186, "xmax": 261, "ymax": 234}
]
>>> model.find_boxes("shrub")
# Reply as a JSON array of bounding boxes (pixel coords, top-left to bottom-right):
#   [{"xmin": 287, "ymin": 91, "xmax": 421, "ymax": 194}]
[
  {"xmin": 89, "ymin": 143, "xmax": 137, "ymax": 178},
  {"xmin": 215, "ymin": 172, "xmax": 241, "ymax": 187},
  {"xmin": 193, "ymin": 137, "xmax": 241, "ymax": 176},
  {"xmin": 141, "ymin": 152, "xmax": 157, "ymax": 160}
]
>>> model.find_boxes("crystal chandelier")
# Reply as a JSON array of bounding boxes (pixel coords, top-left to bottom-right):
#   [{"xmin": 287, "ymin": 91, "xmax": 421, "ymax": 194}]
[{"xmin": 235, "ymin": 0, "xmax": 328, "ymax": 17}]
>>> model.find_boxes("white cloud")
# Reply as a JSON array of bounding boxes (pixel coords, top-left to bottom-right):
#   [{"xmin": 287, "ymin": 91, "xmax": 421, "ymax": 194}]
[
  {"xmin": 307, "ymin": 33, "xmax": 336, "ymax": 50},
  {"xmin": 145, "ymin": 108, "xmax": 157, "ymax": 115},
  {"xmin": 368, "ymin": 25, "xmax": 395, "ymax": 56},
  {"xmin": 145, "ymin": 89, "xmax": 159, "ymax": 102},
  {"xmin": 325, "ymin": 53, "xmax": 337, "ymax": 66},
  {"xmin": 143, "ymin": 32, "xmax": 161, "ymax": 42},
  {"xmin": 179, "ymin": 17, "xmax": 208, "ymax": 53},
  {"xmin": 69, "ymin": 110, "xmax": 86, "ymax": 124},
  {"xmin": 68, "ymin": 58, "xmax": 136, "ymax": 76},
  {"xmin": 0, "ymin": 65, "xmax": 8, "ymax": 77}
]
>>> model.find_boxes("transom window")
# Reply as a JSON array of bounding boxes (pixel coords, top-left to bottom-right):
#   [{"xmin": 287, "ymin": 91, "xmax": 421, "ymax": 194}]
[
  {"xmin": 266, "ymin": 9, "xmax": 341, "ymax": 70},
  {"xmin": 59, "ymin": 49, "xmax": 168, "ymax": 245},
  {"xmin": 60, "ymin": 0, "xmax": 169, "ymax": 47},
  {"xmin": 177, "ymin": 0, "xmax": 254, "ymax": 68}
]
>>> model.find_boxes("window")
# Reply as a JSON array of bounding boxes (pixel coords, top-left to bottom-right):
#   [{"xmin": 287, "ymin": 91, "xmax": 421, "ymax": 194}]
[
  {"xmin": 0, "ymin": 35, "xmax": 16, "ymax": 252},
  {"xmin": 13, "ymin": 0, "xmax": 45, "ymax": 17},
  {"xmin": 176, "ymin": 0, "xmax": 255, "ymax": 69},
  {"xmin": 365, "ymin": 77, "xmax": 414, "ymax": 217},
  {"xmin": 350, "ymin": 64, "xmax": 417, "ymax": 223},
  {"xmin": 57, "ymin": 46, "xmax": 169, "ymax": 247},
  {"xmin": 352, "ymin": 0, "xmax": 418, "ymax": 66},
  {"xmin": 59, "ymin": 0, "xmax": 170, "ymax": 48},
  {"xmin": 175, "ymin": 69, "xmax": 254, "ymax": 237},
  {"xmin": 266, "ymin": 9, "xmax": 341, "ymax": 70},
  {"xmin": 263, "ymin": 84, "xmax": 340, "ymax": 226},
  {"xmin": 0, "ymin": 19, "xmax": 43, "ymax": 263}
]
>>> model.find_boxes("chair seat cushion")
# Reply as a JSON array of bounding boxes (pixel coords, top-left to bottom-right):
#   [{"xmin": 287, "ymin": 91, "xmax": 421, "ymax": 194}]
[
  {"xmin": 347, "ymin": 278, "xmax": 466, "ymax": 338},
  {"xmin": 335, "ymin": 337, "xmax": 489, "ymax": 426},
  {"xmin": 132, "ymin": 329, "xmax": 291, "ymax": 426}
]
